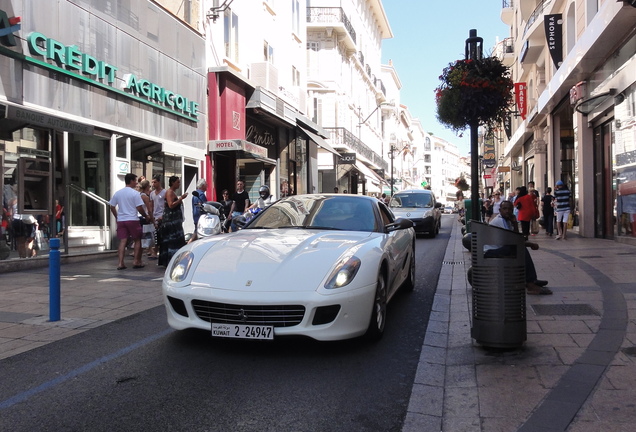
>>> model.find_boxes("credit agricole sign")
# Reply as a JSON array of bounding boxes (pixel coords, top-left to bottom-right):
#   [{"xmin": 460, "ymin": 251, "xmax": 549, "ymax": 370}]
[
  {"xmin": 26, "ymin": 32, "xmax": 199, "ymax": 122},
  {"xmin": 0, "ymin": 8, "xmax": 199, "ymax": 122}
]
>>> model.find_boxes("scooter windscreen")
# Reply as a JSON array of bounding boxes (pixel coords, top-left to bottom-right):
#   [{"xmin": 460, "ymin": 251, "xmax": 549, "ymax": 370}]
[{"xmin": 197, "ymin": 213, "xmax": 222, "ymax": 236}]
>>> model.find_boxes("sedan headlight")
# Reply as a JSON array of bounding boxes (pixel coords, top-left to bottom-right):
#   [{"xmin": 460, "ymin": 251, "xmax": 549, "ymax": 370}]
[
  {"xmin": 169, "ymin": 251, "xmax": 194, "ymax": 282},
  {"xmin": 324, "ymin": 256, "xmax": 361, "ymax": 289}
]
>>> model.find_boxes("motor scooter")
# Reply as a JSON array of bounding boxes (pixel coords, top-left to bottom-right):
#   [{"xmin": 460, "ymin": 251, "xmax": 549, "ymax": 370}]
[
  {"xmin": 232, "ymin": 207, "xmax": 263, "ymax": 230},
  {"xmin": 187, "ymin": 191, "xmax": 228, "ymax": 241}
]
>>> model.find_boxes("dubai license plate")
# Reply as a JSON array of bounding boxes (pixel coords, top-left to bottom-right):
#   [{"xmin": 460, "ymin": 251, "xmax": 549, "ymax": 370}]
[{"xmin": 211, "ymin": 323, "xmax": 274, "ymax": 340}]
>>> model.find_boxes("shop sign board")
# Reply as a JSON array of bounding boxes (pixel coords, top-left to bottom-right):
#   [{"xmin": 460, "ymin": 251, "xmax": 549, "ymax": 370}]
[
  {"xmin": 6, "ymin": 104, "xmax": 93, "ymax": 135},
  {"xmin": 116, "ymin": 158, "xmax": 130, "ymax": 175},
  {"xmin": 18, "ymin": 29, "xmax": 199, "ymax": 122},
  {"xmin": 483, "ymin": 135, "xmax": 496, "ymax": 168},
  {"xmin": 17, "ymin": 146, "xmax": 50, "ymax": 159},
  {"xmin": 340, "ymin": 153, "xmax": 356, "ymax": 164}
]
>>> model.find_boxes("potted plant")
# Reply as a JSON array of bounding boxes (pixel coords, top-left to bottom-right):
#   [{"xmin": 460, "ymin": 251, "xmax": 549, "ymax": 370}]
[
  {"xmin": 435, "ymin": 56, "xmax": 514, "ymax": 132},
  {"xmin": 455, "ymin": 176, "xmax": 470, "ymax": 192}
]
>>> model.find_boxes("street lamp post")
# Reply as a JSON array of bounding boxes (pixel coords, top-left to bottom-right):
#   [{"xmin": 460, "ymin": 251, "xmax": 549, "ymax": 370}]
[
  {"xmin": 388, "ymin": 141, "xmax": 407, "ymax": 196},
  {"xmin": 465, "ymin": 29, "xmax": 483, "ymax": 224}
]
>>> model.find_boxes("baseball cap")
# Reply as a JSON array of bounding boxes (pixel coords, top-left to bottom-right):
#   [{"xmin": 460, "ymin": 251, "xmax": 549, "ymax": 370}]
[{"xmin": 556, "ymin": 180, "xmax": 564, "ymax": 186}]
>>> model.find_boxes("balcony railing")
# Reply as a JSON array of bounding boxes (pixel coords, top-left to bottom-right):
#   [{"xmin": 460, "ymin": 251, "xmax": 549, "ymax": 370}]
[
  {"xmin": 325, "ymin": 127, "xmax": 388, "ymax": 171},
  {"xmin": 307, "ymin": 7, "xmax": 356, "ymax": 45},
  {"xmin": 502, "ymin": 0, "xmax": 513, "ymax": 8},
  {"xmin": 524, "ymin": 0, "xmax": 551, "ymax": 37}
]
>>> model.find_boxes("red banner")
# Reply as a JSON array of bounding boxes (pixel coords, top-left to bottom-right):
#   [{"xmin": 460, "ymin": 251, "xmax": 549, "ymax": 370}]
[{"xmin": 515, "ymin": 82, "xmax": 527, "ymax": 120}]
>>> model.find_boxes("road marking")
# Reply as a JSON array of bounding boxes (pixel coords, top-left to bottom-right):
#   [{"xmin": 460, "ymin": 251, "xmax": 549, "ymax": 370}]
[{"xmin": 0, "ymin": 328, "xmax": 173, "ymax": 410}]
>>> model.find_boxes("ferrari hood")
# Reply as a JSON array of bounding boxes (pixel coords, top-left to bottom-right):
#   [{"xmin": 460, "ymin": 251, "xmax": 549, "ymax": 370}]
[{"xmin": 189, "ymin": 229, "xmax": 374, "ymax": 291}]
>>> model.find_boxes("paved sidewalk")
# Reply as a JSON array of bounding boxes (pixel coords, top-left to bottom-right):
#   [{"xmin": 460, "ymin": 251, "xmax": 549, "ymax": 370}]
[
  {"xmin": 403, "ymin": 219, "xmax": 636, "ymax": 432},
  {"xmin": 0, "ymin": 256, "xmax": 165, "ymax": 360}
]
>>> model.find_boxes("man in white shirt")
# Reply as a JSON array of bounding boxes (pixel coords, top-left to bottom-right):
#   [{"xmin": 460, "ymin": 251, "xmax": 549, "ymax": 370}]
[
  {"xmin": 109, "ymin": 173, "xmax": 149, "ymax": 270},
  {"xmin": 487, "ymin": 200, "xmax": 552, "ymax": 295}
]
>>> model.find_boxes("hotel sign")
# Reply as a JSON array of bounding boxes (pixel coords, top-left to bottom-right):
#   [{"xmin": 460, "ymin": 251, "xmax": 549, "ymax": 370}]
[{"xmin": 209, "ymin": 139, "xmax": 269, "ymax": 159}]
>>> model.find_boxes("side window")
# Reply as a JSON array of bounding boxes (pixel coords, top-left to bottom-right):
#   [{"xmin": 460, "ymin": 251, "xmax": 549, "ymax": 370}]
[{"xmin": 379, "ymin": 204, "xmax": 394, "ymax": 225}]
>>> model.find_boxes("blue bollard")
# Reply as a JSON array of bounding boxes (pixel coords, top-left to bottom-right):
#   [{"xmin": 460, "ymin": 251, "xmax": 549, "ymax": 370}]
[{"xmin": 49, "ymin": 238, "xmax": 61, "ymax": 321}]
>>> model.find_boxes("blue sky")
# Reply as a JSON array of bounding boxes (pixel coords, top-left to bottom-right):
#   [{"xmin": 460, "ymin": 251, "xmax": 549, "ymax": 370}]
[{"xmin": 381, "ymin": 1, "xmax": 510, "ymax": 156}]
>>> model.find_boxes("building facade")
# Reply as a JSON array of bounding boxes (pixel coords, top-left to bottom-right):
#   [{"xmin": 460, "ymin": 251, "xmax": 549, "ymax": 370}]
[
  {"xmin": 203, "ymin": 0, "xmax": 339, "ymax": 205},
  {"xmin": 498, "ymin": 0, "xmax": 636, "ymax": 244},
  {"xmin": 306, "ymin": 0, "xmax": 392, "ymax": 195},
  {"xmin": 0, "ymin": 0, "xmax": 207, "ymax": 258}
]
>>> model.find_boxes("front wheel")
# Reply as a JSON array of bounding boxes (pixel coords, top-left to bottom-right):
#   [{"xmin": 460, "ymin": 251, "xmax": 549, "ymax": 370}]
[{"xmin": 365, "ymin": 272, "xmax": 387, "ymax": 341}]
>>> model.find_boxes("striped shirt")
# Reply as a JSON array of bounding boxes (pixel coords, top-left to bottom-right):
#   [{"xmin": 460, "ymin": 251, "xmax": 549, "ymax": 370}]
[{"xmin": 554, "ymin": 188, "xmax": 571, "ymax": 212}]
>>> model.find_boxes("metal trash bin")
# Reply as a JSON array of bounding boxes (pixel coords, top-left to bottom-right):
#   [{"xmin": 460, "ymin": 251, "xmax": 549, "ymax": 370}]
[{"xmin": 470, "ymin": 221, "xmax": 526, "ymax": 348}]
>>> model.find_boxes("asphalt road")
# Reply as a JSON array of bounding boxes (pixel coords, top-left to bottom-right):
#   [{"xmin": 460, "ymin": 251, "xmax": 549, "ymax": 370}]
[{"xmin": 0, "ymin": 216, "xmax": 454, "ymax": 432}]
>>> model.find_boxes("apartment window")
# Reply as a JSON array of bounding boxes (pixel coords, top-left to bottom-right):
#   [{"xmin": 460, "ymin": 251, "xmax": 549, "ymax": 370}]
[
  {"xmin": 264, "ymin": 40, "xmax": 274, "ymax": 64},
  {"xmin": 424, "ymin": 155, "xmax": 431, "ymax": 163},
  {"xmin": 424, "ymin": 137, "xmax": 431, "ymax": 151},
  {"xmin": 292, "ymin": 66, "xmax": 300, "ymax": 86},
  {"xmin": 312, "ymin": 97, "xmax": 322, "ymax": 125},
  {"xmin": 292, "ymin": 0, "xmax": 300, "ymax": 35},
  {"xmin": 307, "ymin": 41, "xmax": 319, "ymax": 75},
  {"xmin": 224, "ymin": 9, "xmax": 239, "ymax": 62}
]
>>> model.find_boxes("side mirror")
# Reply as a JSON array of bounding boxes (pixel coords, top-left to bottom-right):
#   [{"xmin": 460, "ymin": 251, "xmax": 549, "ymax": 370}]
[
  {"xmin": 192, "ymin": 191, "xmax": 200, "ymax": 198},
  {"xmin": 435, "ymin": 202, "xmax": 443, "ymax": 208},
  {"xmin": 386, "ymin": 218, "xmax": 413, "ymax": 233}
]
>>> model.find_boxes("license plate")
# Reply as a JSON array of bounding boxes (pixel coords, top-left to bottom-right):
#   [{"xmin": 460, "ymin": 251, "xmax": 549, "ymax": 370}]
[{"xmin": 211, "ymin": 323, "xmax": 274, "ymax": 340}]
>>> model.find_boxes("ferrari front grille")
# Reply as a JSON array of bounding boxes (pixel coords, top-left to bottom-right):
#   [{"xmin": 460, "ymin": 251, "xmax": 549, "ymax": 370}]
[{"xmin": 192, "ymin": 300, "xmax": 305, "ymax": 327}]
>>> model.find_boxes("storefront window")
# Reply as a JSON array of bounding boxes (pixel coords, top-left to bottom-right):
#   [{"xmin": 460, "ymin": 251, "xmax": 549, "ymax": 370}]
[
  {"xmin": 2, "ymin": 127, "xmax": 52, "ymax": 260},
  {"xmin": 279, "ymin": 145, "xmax": 290, "ymax": 197},
  {"xmin": 614, "ymin": 83, "xmax": 636, "ymax": 239},
  {"xmin": 296, "ymin": 136, "xmax": 308, "ymax": 195}
]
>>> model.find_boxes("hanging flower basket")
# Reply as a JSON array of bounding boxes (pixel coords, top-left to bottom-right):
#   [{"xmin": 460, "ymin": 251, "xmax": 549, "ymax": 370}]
[
  {"xmin": 435, "ymin": 56, "xmax": 514, "ymax": 132},
  {"xmin": 455, "ymin": 177, "xmax": 470, "ymax": 191}
]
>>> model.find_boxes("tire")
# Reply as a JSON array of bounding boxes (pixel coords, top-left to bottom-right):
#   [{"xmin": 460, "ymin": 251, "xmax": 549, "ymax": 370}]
[
  {"xmin": 404, "ymin": 248, "xmax": 416, "ymax": 291},
  {"xmin": 365, "ymin": 272, "xmax": 387, "ymax": 341},
  {"xmin": 427, "ymin": 226, "xmax": 436, "ymax": 238}
]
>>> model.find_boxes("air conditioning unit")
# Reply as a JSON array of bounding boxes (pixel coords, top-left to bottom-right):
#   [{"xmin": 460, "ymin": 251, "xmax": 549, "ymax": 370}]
[{"xmin": 251, "ymin": 62, "xmax": 279, "ymax": 92}]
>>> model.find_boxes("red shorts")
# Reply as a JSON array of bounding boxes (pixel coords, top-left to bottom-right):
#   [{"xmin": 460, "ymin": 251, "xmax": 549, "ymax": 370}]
[{"xmin": 117, "ymin": 220, "xmax": 142, "ymax": 240}]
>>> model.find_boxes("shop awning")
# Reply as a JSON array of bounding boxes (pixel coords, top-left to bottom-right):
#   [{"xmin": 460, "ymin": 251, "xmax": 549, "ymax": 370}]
[
  {"xmin": 208, "ymin": 139, "xmax": 276, "ymax": 165},
  {"xmin": 298, "ymin": 125, "xmax": 339, "ymax": 156},
  {"xmin": 354, "ymin": 162, "xmax": 384, "ymax": 185}
]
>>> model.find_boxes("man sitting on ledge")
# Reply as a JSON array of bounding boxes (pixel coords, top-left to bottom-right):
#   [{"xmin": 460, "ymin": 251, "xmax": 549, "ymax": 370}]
[{"xmin": 486, "ymin": 200, "xmax": 552, "ymax": 295}]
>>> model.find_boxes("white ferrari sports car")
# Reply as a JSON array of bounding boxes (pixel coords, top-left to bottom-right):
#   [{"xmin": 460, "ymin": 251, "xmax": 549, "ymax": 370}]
[{"xmin": 162, "ymin": 194, "xmax": 416, "ymax": 341}]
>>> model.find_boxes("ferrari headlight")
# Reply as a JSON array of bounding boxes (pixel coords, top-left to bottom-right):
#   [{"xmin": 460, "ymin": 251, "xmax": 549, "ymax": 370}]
[
  {"xmin": 170, "ymin": 251, "xmax": 194, "ymax": 282},
  {"xmin": 324, "ymin": 256, "xmax": 361, "ymax": 289}
]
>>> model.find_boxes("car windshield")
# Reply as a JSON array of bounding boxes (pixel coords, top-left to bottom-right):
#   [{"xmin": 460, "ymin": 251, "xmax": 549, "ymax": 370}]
[
  {"xmin": 246, "ymin": 195, "xmax": 377, "ymax": 232},
  {"xmin": 390, "ymin": 193, "xmax": 432, "ymax": 208}
]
